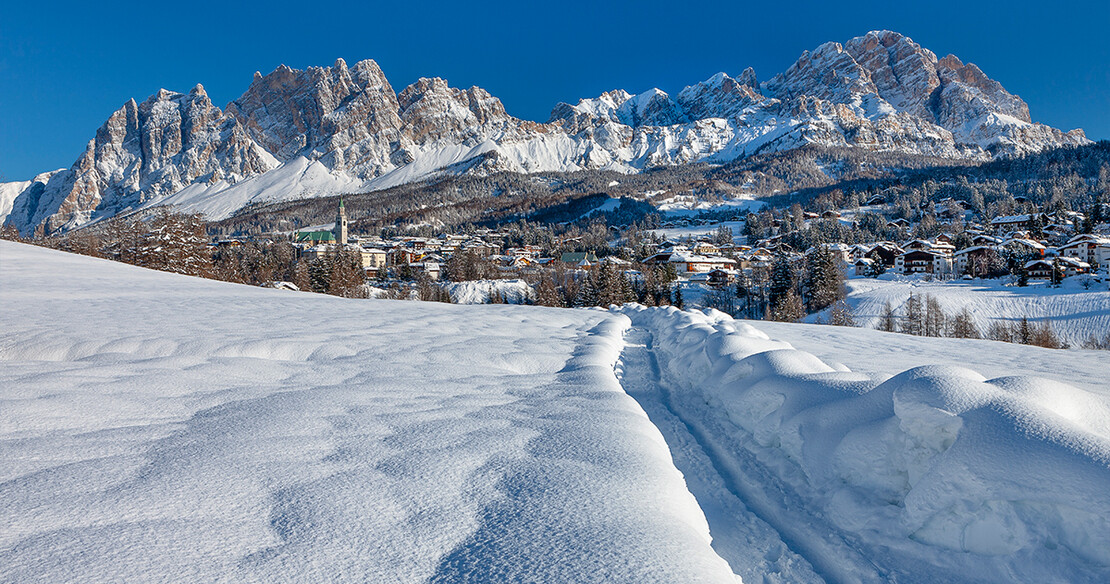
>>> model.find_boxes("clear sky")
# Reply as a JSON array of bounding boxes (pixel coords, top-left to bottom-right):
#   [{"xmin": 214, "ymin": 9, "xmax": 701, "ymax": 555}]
[{"xmin": 1, "ymin": 0, "xmax": 1107, "ymax": 181}]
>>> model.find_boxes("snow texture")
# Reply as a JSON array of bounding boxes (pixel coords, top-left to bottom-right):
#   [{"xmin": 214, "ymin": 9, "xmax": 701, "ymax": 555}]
[
  {"xmin": 0, "ymin": 242, "xmax": 737, "ymax": 583},
  {"xmin": 826, "ymin": 275, "xmax": 1110, "ymax": 348},
  {"xmin": 618, "ymin": 305, "xmax": 1110, "ymax": 583},
  {"xmin": 444, "ymin": 279, "xmax": 534, "ymax": 304}
]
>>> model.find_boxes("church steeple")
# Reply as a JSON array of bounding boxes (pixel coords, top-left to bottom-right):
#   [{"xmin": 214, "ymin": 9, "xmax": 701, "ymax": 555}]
[{"xmin": 334, "ymin": 197, "xmax": 349, "ymax": 244}]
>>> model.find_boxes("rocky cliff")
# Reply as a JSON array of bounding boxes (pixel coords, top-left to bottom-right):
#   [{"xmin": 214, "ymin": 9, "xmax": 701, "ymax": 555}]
[{"xmin": 3, "ymin": 30, "xmax": 1088, "ymax": 234}]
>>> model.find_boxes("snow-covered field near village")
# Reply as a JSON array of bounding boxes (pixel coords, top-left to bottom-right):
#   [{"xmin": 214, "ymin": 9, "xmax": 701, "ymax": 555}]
[
  {"xmin": 3, "ymin": 241, "xmax": 1110, "ymax": 583},
  {"xmin": 817, "ymin": 275, "xmax": 1110, "ymax": 348}
]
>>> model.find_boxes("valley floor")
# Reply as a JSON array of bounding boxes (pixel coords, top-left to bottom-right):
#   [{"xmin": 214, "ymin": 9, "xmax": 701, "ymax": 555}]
[{"xmin": 2, "ymin": 241, "xmax": 1108, "ymax": 583}]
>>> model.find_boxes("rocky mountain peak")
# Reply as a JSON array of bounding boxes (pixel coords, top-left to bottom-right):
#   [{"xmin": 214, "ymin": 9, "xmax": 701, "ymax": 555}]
[
  {"xmin": 738, "ymin": 67, "xmax": 758, "ymax": 89},
  {"xmin": 677, "ymin": 72, "xmax": 763, "ymax": 120},
  {"xmin": 2, "ymin": 32, "xmax": 1091, "ymax": 235},
  {"xmin": 399, "ymin": 77, "xmax": 517, "ymax": 144}
]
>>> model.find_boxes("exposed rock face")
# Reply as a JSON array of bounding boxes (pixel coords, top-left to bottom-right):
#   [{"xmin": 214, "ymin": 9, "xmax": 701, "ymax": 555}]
[
  {"xmin": 3, "ymin": 31, "xmax": 1089, "ymax": 234},
  {"xmin": 226, "ymin": 58, "xmax": 403, "ymax": 175},
  {"xmin": 7, "ymin": 86, "xmax": 273, "ymax": 233}
]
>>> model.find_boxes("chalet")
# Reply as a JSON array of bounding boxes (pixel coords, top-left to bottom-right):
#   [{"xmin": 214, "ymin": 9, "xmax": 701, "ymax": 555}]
[
  {"xmin": 1055, "ymin": 235, "xmax": 1110, "ymax": 270},
  {"xmin": 691, "ymin": 241, "xmax": 720, "ymax": 255},
  {"xmin": 600, "ymin": 256, "xmax": 633, "ymax": 268},
  {"xmin": 887, "ymin": 218, "xmax": 911, "ymax": 229},
  {"xmin": 407, "ymin": 261, "xmax": 442, "ymax": 280},
  {"xmin": 848, "ymin": 244, "xmax": 872, "ymax": 263},
  {"xmin": 821, "ymin": 210, "xmax": 842, "ymax": 220},
  {"xmin": 1056, "ymin": 256, "xmax": 1091, "ymax": 276},
  {"xmin": 902, "ymin": 239, "xmax": 954, "ymax": 257},
  {"xmin": 853, "ymin": 257, "xmax": 877, "ymax": 276},
  {"xmin": 865, "ymin": 194, "xmax": 886, "ymax": 206},
  {"xmin": 864, "ymin": 242, "xmax": 903, "ymax": 267},
  {"xmin": 1000, "ymin": 238, "xmax": 1046, "ymax": 257},
  {"xmin": 667, "ymin": 252, "xmax": 737, "ymax": 276},
  {"xmin": 706, "ymin": 268, "xmax": 738, "ymax": 286},
  {"xmin": 953, "ymin": 246, "xmax": 995, "ymax": 275},
  {"xmin": 971, "ymin": 234, "xmax": 1002, "ymax": 247},
  {"xmin": 895, "ymin": 249, "xmax": 952, "ymax": 275},
  {"xmin": 1023, "ymin": 259, "xmax": 1056, "ymax": 280},
  {"xmin": 561, "ymin": 252, "xmax": 599, "ymax": 266},
  {"xmin": 460, "ymin": 241, "xmax": 500, "ymax": 257}
]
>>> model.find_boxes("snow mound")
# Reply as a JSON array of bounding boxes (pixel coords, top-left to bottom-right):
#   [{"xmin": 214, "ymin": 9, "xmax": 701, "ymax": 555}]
[{"xmin": 621, "ymin": 304, "xmax": 1110, "ymax": 582}]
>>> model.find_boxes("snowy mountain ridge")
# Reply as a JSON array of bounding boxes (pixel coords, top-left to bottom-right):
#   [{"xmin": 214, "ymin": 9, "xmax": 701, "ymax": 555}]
[{"xmin": 2, "ymin": 30, "xmax": 1088, "ymax": 235}]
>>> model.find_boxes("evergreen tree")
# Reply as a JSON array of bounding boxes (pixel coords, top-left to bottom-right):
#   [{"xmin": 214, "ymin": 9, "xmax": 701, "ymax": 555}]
[
  {"xmin": 828, "ymin": 300, "xmax": 855, "ymax": 327},
  {"xmin": 769, "ymin": 256, "xmax": 799, "ymax": 308},
  {"xmin": 805, "ymin": 246, "xmax": 844, "ymax": 312},
  {"xmin": 771, "ymin": 290, "xmax": 806, "ymax": 322}
]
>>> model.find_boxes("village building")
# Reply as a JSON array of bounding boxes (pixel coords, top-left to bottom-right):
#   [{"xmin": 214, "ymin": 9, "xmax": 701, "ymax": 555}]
[
  {"xmin": 895, "ymin": 249, "xmax": 953, "ymax": 276},
  {"xmin": 1055, "ymin": 234, "xmax": 1110, "ymax": 271}
]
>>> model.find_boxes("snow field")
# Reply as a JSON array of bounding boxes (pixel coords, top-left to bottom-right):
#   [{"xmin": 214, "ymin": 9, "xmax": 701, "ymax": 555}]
[
  {"xmin": 0, "ymin": 242, "xmax": 737, "ymax": 583},
  {"xmin": 830, "ymin": 276, "xmax": 1110, "ymax": 348},
  {"xmin": 620, "ymin": 305, "xmax": 1110, "ymax": 583},
  {"xmin": 445, "ymin": 279, "xmax": 534, "ymax": 304}
]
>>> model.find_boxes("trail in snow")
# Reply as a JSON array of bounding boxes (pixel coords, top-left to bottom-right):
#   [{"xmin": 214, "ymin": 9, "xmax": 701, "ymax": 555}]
[
  {"xmin": 617, "ymin": 327, "xmax": 884, "ymax": 584},
  {"xmin": 617, "ymin": 327, "xmax": 823, "ymax": 584},
  {"xmin": 616, "ymin": 306, "xmax": 1110, "ymax": 584}
]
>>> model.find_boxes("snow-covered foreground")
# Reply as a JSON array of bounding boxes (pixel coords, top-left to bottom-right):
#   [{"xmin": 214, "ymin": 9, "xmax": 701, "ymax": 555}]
[
  {"xmin": 0, "ymin": 242, "xmax": 734, "ymax": 582},
  {"xmin": 619, "ymin": 307, "xmax": 1110, "ymax": 583},
  {"xmin": 3, "ymin": 241, "xmax": 1110, "ymax": 583},
  {"xmin": 828, "ymin": 276, "xmax": 1110, "ymax": 348}
]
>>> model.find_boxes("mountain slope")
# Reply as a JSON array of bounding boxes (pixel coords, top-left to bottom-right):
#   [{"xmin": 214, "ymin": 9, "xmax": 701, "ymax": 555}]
[{"xmin": 2, "ymin": 31, "xmax": 1088, "ymax": 235}]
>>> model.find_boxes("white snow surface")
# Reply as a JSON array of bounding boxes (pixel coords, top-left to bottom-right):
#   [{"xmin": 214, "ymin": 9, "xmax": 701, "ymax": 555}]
[
  {"xmin": 0, "ymin": 242, "xmax": 735, "ymax": 583},
  {"xmin": 4, "ymin": 242, "xmax": 1110, "ymax": 583},
  {"xmin": 824, "ymin": 276, "xmax": 1110, "ymax": 347},
  {"xmin": 444, "ymin": 279, "xmax": 535, "ymax": 305},
  {"xmin": 618, "ymin": 306, "xmax": 1110, "ymax": 583}
]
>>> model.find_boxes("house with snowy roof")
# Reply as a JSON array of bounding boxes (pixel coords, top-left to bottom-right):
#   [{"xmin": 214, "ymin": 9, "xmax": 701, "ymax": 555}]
[
  {"xmin": 895, "ymin": 249, "xmax": 953, "ymax": 276},
  {"xmin": 1055, "ymin": 234, "xmax": 1110, "ymax": 271}
]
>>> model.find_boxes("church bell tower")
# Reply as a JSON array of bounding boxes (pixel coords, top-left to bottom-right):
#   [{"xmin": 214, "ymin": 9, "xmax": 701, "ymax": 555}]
[{"xmin": 334, "ymin": 197, "xmax": 349, "ymax": 244}]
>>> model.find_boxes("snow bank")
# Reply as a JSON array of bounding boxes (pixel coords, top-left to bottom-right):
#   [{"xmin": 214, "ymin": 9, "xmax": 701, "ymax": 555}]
[
  {"xmin": 0, "ymin": 242, "xmax": 737, "ymax": 583},
  {"xmin": 445, "ymin": 279, "xmax": 534, "ymax": 304},
  {"xmin": 622, "ymin": 305, "xmax": 1110, "ymax": 582}
]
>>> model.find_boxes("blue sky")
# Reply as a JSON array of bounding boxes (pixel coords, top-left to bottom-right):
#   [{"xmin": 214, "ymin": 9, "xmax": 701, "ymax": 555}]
[{"xmin": 1, "ymin": 0, "xmax": 1107, "ymax": 181}]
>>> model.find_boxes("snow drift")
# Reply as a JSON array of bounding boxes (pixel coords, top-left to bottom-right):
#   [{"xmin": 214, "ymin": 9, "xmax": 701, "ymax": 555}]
[
  {"xmin": 0, "ymin": 242, "xmax": 737, "ymax": 583},
  {"xmin": 621, "ymin": 305, "xmax": 1110, "ymax": 583}
]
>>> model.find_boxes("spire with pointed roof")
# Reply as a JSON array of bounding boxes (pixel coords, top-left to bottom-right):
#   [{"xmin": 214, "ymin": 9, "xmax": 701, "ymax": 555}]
[{"xmin": 334, "ymin": 197, "xmax": 349, "ymax": 244}]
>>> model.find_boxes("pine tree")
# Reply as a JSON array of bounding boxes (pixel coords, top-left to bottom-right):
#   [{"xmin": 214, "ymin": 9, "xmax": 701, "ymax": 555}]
[
  {"xmin": 771, "ymin": 290, "xmax": 805, "ymax": 322},
  {"xmin": 534, "ymin": 274, "xmax": 564, "ymax": 307},
  {"xmin": 575, "ymin": 270, "xmax": 600, "ymax": 307},
  {"xmin": 769, "ymin": 256, "xmax": 799, "ymax": 308},
  {"xmin": 672, "ymin": 283, "xmax": 684, "ymax": 309},
  {"xmin": 805, "ymin": 246, "xmax": 844, "ymax": 312},
  {"xmin": 1018, "ymin": 316, "xmax": 1033, "ymax": 345},
  {"xmin": 828, "ymin": 300, "xmax": 855, "ymax": 327}
]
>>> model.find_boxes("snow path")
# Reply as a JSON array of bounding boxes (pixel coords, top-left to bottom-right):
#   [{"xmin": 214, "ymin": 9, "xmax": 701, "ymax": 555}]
[
  {"xmin": 616, "ymin": 306, "xmax": 1110, "ymax": 584},
  {"xmin": 617, "ymin": 326, "xmax": 880, "ymax": 584},
  {"xmin": 617, "ymin": 327, "xmax": 826, "ymax": 584}
]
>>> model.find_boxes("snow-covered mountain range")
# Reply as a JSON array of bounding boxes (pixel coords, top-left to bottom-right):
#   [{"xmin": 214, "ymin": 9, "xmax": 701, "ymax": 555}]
[{"xmin": 2, "ymin": 31, "xmax": 1088, "ymax": 235}]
